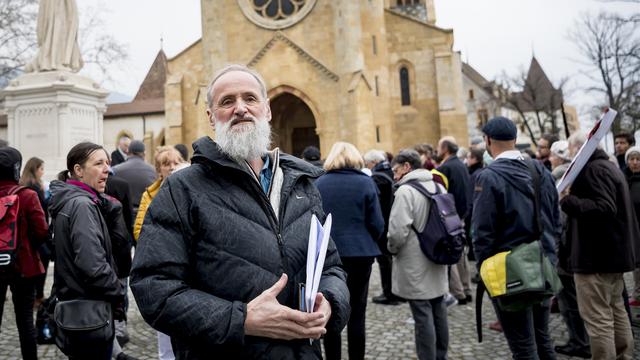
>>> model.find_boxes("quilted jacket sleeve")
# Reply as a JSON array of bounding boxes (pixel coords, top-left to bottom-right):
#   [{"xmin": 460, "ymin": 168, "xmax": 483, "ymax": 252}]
[
  {"xmin": 130, "ymin": 179, "xmax": 247, "ymax": 346},
  {"xmin": 69, "ymin": 201, "xmax": 122, "ymax": 298}
]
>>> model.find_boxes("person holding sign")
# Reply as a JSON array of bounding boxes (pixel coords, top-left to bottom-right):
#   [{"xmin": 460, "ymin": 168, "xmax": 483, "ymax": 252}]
[
  {"xmin": 130, "ymin": 65, "xmax": 349, "ymax": 359},
  {"xmin": 560, "ymin": 145, "xmax": 638, "ymax": 359}
]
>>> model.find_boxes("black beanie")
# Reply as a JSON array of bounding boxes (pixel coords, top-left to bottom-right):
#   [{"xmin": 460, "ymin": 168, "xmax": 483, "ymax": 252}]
[{"xmin": 0, "ymin": 147, "xmax": 22, "ymax": 182}]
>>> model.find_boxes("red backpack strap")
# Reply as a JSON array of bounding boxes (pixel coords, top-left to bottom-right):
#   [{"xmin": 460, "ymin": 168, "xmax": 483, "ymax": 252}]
[{"xmin": 8, "ymin": 186, "xmax": 26, "ymax": 196}]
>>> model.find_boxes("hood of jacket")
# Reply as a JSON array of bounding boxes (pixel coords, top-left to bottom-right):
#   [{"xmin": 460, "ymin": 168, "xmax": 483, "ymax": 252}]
[
  {"xmin": 589, "ymin": 148, "xmax": 611, "ymax": 163},
  {"xmin": 49, "ymin": 180, "xmax": 98, "ymax": 217},
  {"xmin": 487, "ymin": 158, "xmax": 535, "ymax": 198},
  {"xmin": 191, "ymin": 136, "xmax": 324, "ymax": 179},
  {"xmin": 397, "ymin": 168, "xmax": 433, "ymax": 185}
]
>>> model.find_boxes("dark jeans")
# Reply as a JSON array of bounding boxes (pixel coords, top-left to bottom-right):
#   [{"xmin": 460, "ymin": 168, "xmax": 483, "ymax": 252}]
[
  {"xmin": 556, "ymin": 274, "xmax": 589, "ymax": 350},
  {"xmin": 34, "ymin": 256, "xmax": 50, "ymax": 299},
  {"xmin": 324, "ymin": 256, "xmax": 373, "ymax": 360},
  {"xmin": 376, "ymin": 254, "xmax": 393, "ymax": 298},
  {"xmin": 492, "ymin": 298, "xmax": 556, "ymax": 360},
  {"xmin": 409, "ymin": 297, "xmax": 449, "ymax": 360},
  {"xmin": 0, "ymin": 274, "xmax": 37, "ymax": 360},
  {"xmin": 68, "ymin": 340, "xmax": 113, "ymax": 360}
]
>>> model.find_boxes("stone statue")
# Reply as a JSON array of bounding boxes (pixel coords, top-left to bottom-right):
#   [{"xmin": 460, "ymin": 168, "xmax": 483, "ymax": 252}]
[{"xmin": 26, "ymin": 0, "xmax": 84, "ymax": 73}]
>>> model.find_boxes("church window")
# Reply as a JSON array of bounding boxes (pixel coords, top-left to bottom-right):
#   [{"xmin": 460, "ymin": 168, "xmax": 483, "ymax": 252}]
[
  {"xmin": 372, "ymin": 35, "xmax": 377, "ymax": 55},
  {"xmin": 252, "ymin": 0, "xmax": 307, "ymax": 21},
  {"xmin": 375, "ymin": 76, "xmax": 379, "ymax": 96},
  {"xmin": 376, "ymin": 126, "xmax": 381, "ymax": 143},
  {"xmin": 400, "ymin": 67, "xmax": 411, "ymax": 106},
  {"xmin": 239, "ymin": 0, "xmax": 316, "ymax": 30},
  {"xmin": 477, "ymin": 109, "xmax": 489, "ymax": 127},
  {"xmin": 468, "ymin": 89, "xmax": 474, "ymax": 100}
]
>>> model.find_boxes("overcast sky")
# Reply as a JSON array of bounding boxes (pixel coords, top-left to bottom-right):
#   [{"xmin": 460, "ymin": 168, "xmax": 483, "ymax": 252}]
[{"xmin": 81, "ymin": 0, "xmax": 637, "ymax": 123}]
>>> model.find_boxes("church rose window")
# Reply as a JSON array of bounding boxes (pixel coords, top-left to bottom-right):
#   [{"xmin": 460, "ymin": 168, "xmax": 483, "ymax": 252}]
[
  {"xmin": 238, "ymin": 0, "xmax": 317, "ymax": 29},
  {"xmin": 400, "ymin": 67, "xmax": 411, "ymax": 106}
]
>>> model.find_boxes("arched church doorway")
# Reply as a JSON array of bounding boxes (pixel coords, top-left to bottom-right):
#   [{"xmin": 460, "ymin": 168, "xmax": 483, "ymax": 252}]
[{"xmin": 269, "ymin": 93, "xmax": 319, "ymax": 157}]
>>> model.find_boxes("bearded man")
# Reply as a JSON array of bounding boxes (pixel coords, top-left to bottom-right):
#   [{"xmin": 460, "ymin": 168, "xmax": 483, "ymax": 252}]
[{"xmin": 130, "ymin": 65, "xmax": 350, "ymax": 359}]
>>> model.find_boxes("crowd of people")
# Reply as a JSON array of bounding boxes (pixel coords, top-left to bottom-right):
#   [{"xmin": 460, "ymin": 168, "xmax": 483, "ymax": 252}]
[{"xmin": 0, "ymin": 64, "xmax": 638, "ymax": 360}]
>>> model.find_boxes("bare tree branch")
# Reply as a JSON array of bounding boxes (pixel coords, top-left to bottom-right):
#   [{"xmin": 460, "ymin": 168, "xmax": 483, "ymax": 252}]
[
  {"xmin": 570, "ymin": 11, "xmax": 640, "ymax": 133},
  {"xmin": 0, "ymin": 0, "xmax": 128, "ymax": 88}
]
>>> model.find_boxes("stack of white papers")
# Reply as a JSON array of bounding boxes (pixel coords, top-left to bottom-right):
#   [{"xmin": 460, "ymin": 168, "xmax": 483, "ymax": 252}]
[
  {"xmin": 302, "ymin": 213, "xmax": 332, "ymax": 313},
  {"xmin": 556, "ymin": 108, "xmax": 617, "ymax": 193}
]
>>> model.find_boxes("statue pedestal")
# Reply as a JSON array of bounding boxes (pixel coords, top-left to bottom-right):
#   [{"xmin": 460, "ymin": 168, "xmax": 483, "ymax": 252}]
[{"xmin": 0, "ymin": 71, "xmax": 108, "ymax": 180}]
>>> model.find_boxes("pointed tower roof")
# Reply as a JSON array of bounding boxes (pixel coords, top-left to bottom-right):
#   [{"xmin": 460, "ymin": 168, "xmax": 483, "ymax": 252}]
[
  {"xmin": 513, "ymin": 57, "xmax": 563, "ymax": 112},
  {"xmin": 133, "ymin": 50, "xmax": 168, "ymax": 101},
  {"xmin": 104, "ymin": 50, "xmax": 167, "ymax": 118}
]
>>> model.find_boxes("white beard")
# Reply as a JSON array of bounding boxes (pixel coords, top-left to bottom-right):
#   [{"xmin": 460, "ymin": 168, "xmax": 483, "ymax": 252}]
[{"xmin": 215, "ymin": 115, "xmax": 272, "ymax": 162}]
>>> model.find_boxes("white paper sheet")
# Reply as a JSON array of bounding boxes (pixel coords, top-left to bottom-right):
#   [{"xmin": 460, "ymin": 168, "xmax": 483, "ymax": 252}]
[
  {"xmin": 556, "ymin": 108, "xmax": 617, "ymax": 194},
  {"xmin": 304, "ymin": 213, "xmax": 332, "ymax": 313}
]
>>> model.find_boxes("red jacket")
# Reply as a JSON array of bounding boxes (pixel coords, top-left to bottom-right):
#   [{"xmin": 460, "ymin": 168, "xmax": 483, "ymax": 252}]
[{"xmin": 0, "ymin": 180, "xmax": 49, "ymax": 278}]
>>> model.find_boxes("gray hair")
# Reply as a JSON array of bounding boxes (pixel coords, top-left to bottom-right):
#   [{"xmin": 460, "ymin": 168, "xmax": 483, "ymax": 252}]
[
  {"xmin": 568, "ymin": 132, "xmax": 587, "ymax": 148},
  {"xmin": 363, "ymin": 149, "xmax": 386, "ymax": 164},
  {"xmin": 206, "ymin": 64, "xmax": 268, "ymax": 109},
  {"xmin": 391, "ymin": 149, "xmax": 423, "ymax": 170}
]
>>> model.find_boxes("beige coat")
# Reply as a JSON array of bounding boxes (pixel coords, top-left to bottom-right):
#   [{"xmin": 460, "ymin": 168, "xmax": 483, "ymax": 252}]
[{"xmin": 387, "ymin": 169, "xmax": 448, "ymax": 300}]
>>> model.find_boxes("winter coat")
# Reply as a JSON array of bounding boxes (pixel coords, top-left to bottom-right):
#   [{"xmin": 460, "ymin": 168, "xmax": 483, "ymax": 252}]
[
  {"xmin": 0, "ymin": 180, "xmax": 49, "ymax": 278},
  {"xmin": 133, "ymin": 178, "xmax": 161, "ymax": 241},
  {"xmin": 315, "ymin": 168, "xmax": 384, "ymax": 258},
  {"xmin": 472, "ymin": 158, "xmax": 560, "ymax": 266},
  {"xmin": 101, "ymin": 194, "xmax": 132, "ymax": 278},
  {"xmin": 371, "ymin": 162, "xmax": 394, "ymax": 254},
  {"xmin": 130, "ymin": 137, "xmax": 350, "ymax": 360},
  {"xmin": 561, "ymin": 149, "xmax": 640, "ymax": 273},
  {"xmin": 110, "ymin": 149, "xmax": 126, "ymax": 167},
  {"xmin": 106, "ymin": 174, "xmax": 134, "ymax": 239},
  {"xmin": 112, "ymin": 156, "xmax": 157, "ymax": 212},
  {"xmin": 551, "ymin": 163, "xmax": 570, "ymax": 184},
  {"xmin": 387, "ymin": 169, "xmax": 448, "ymax": 300},
  {"xmin": 438, "ymin": 155, "xmax": 472, "ymax": 219},
  {"xmin": 49, "ymin": 180, "xmax": 124, "ymax": 302},
  {"xmin": 625, "ymin": 168, "xmax": 640, "ymax": 226}
]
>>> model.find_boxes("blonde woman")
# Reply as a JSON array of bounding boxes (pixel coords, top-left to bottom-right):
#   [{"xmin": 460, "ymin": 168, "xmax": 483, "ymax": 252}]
[
  {"xmin": 133, "ymin": 146, "xmax": 184, "ymax": 360},
  {"xmin": 315, "ymin": 142, "xmax": 384, "ymax": 360},
  {"xmin": 133, "ymin": 146, "xmax": 184, "ymax": 240}
]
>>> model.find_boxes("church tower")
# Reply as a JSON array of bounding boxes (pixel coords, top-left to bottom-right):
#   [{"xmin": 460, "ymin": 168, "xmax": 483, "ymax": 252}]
[
  {"xmin": 167, "ymin": 0, "xmax": 470, "ymax": 154},
  {"xmin": 387, "ymin": 0, "xmax": 436, "ymax": 25}
]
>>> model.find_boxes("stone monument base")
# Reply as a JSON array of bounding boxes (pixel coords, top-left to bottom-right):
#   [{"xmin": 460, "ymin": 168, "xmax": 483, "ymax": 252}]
[{"xmin": 0, "ymin": 71, "xmax": 108, "ymax": 180}]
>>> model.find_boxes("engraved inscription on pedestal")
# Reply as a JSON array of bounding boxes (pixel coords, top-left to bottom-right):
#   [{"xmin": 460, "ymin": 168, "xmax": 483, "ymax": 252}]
[
  {"xmin": 15, "ymin": 105, "xmax": 57, "ymax": 159},
  {"xmin": 67, "ymin": 105, "xmax": 98, "ymax": 145}
]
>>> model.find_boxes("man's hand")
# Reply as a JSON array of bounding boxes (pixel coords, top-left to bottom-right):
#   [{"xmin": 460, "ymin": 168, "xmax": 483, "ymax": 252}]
[
  {"xmin": 560, "ymin": 187, "xmax": 571, "ymax": 200},
  {"xmin": 244, "ymin": 274, "xmax": 328, "ymax": 340},
  {"xmin": 306, "ymin": 292, "xmax": 332, "ymax": 329}
]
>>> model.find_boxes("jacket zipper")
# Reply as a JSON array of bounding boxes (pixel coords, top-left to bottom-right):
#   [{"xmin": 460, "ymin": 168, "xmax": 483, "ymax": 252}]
[{"xmin": 243, "ymin": 154, "xmax": 292, "ymax": 275}]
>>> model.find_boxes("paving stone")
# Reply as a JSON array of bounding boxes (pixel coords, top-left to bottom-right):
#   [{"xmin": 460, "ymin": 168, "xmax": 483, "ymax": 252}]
[{"xmin": 2, "ymin": 263, "xmax": 639, "ymax": 358}]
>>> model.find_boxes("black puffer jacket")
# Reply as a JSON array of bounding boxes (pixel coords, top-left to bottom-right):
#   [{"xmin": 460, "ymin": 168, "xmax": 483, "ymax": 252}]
[
  {"xmin": 561, "ymin": 149, "xmax": 640, "ymax": 273},
  {"xmin": 130, "ymin": 137, "xmax": 350, "ymax": 360},
  {"xmin": 49, "ymin": 181, "xmax": 124, "ymax": 302}
]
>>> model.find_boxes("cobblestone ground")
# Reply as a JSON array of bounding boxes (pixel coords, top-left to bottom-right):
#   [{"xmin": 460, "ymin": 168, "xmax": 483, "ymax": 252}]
[{"xmin": 1, "ymin": 263, "xmax": 639, "ymax": 359}]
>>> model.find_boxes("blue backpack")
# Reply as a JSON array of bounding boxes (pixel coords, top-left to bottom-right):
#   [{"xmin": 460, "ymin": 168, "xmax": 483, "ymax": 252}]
[{"xmin": 404, "ymin": 180, "xmax": 465, "ymax": 265}]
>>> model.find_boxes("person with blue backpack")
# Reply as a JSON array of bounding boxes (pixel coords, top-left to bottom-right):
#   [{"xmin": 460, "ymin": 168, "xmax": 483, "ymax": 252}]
[{"xmin": 387, "ymin": 149, "xmax": 450, "ymax": 360}]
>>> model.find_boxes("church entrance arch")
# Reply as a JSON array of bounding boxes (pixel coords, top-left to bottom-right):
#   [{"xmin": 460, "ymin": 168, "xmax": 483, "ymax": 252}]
[{"xmin": 269, "ymin": 92, "xmax": 319, "ymax": 157}]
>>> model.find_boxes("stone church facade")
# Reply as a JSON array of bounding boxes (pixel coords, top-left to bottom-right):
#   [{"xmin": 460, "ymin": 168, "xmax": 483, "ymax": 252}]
[{"xmin": 164, "ymin": 0, "xmax": 469, "ymax": 156}]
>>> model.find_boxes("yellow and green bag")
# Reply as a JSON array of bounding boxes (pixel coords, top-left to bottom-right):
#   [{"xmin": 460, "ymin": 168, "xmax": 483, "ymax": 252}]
[{"xmin": 480, "ymin": 240, "xmax": 562, "ymax": 312}]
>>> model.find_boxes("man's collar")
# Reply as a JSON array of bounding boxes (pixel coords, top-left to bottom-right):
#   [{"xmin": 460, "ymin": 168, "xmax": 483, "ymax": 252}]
[
  {"xmin": 261, "ymin": 154, "xmax": 270, "ymax": 172},
  {"xmin": 495, "ymin": 150, "xmax": 523, "ymax": 161},
  {"xmin": 117, "ymin": 147, "xmax": 128, "ymax": 159}
]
